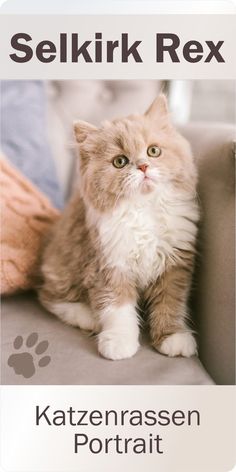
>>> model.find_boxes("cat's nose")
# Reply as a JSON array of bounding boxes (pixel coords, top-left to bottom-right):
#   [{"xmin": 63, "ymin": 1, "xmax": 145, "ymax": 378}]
[{"xmin": 138, "ymin": 163, "xmax": 149, "ymax": 173}]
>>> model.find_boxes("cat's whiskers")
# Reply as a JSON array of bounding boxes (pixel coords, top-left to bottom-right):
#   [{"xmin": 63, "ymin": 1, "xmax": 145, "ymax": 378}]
[
  {"xmin": 113, "ymin": 173, "xmax": 138, "ymax": 208},
  {"xmin": 124, "ymin": 172, "xmax": 142, "ymax": 194},
  {"xmin": 113, "ymin": 176, "xmax": 129, "ymax": 207}
]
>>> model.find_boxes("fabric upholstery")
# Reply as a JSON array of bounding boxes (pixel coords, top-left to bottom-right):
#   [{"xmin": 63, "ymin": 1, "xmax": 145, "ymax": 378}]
[
  {"xmin": 0, "ymin": 80, "xmax": 63, "ymax": 208},
  {"xmin": 0, "ymin": 156, "xmax": 60, "ymax": 295},
  {"xmin": 1, "ymin": 292, "xmax": 213, "ymax": 385},
  {"xmin": 181, "ymin": 123, "xmax": 235, "ymax": 385}
]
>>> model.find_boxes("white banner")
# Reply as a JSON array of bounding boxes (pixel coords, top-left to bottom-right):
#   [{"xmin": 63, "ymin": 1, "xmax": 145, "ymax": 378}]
[
  {"xmin": 0, "ymin": 386, "xmax": 235, "ymax": 472},
  {"xmin": 0, "ymin": 15, "xmax": 235, "ymax": 79}
]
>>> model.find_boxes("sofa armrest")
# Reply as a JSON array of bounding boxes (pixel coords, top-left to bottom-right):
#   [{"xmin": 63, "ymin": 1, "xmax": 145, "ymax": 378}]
[{"xmin": 180, "ymin": 123, "xmax": 235, "ymax": 385}]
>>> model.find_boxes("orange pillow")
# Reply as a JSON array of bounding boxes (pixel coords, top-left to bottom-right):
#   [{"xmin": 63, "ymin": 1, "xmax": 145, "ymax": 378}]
[{"xmin": 1, "ymin": 156, "xmax": 60, "ymax": 295}]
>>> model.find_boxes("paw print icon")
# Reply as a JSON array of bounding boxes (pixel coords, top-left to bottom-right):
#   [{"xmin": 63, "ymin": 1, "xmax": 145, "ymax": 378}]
[{"xmin": 8, "ymin": 333, "xmax": 51, "ymax": 378}]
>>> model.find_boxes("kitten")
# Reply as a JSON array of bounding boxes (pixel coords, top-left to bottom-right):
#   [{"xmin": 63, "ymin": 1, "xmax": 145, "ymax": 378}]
[{"xmin": 39, "ymin": 94, "xmax": 199, "ymax": 361}]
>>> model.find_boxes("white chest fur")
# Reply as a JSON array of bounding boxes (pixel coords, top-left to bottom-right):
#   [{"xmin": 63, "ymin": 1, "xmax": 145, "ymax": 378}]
[{"xmin": 89, "ymin": 188, "xmax": 198, "ymax": 288}]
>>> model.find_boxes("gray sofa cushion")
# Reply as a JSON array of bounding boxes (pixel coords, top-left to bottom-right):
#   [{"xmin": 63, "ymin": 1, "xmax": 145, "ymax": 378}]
[
  {"xmin": 1, "ymin": 293, "xmax": 213, "ymax": 385},
  {"xmin": 181, "ymin": 123, "xmax": 235, "ymax": 385}
]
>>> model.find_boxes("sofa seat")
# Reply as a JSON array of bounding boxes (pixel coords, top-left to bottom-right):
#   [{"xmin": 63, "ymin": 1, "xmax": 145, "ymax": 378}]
[{"xmin": 1, "ymin": 293, "xmax": 214, "ymax": 385}]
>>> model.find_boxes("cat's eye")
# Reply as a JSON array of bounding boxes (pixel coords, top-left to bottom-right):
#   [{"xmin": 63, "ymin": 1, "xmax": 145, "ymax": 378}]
[
  {"xmin": 147, "ymin": 145, "xmax": 162, "ymax": 158},
  {"xmin": 112, "ymin": 155, "xmax": 129, "ymax": 168}
]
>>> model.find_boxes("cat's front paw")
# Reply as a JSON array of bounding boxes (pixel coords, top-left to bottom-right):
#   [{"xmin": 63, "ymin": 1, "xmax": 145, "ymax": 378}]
[
  {"xmin": 156, "ymin": 332, "xmax": 197, "ymax": 358},
  {"xmin": 98, "ymin": 332, "xmax": 139, "ymax": 360}
]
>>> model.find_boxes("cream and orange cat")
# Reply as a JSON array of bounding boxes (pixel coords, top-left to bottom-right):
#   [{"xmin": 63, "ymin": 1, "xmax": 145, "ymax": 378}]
[{"xmin": 39, "ymin": 95, "xmax": 199, "ymax": 360}]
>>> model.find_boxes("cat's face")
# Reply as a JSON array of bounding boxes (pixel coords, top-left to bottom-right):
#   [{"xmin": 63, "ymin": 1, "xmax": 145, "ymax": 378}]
[{"xmin": 74, "ymin": 95, "xmax": 197, "ymax": 212}]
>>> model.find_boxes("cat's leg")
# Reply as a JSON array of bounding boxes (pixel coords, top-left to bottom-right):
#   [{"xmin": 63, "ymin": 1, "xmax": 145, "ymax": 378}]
[
  {"xmin": 39, "ymin": 293, "xmax": 97, "ymax": 332},
  {"xmin": 90, "ymin": 281, "xmax": 140, "ymax": 360},
  {"xmin": 97, "ymin": 303, "xmax": 140, "ymax": 360},
  {"xmin": 145, "ymin": 259, "xmax": 197, "ymax": 358}
]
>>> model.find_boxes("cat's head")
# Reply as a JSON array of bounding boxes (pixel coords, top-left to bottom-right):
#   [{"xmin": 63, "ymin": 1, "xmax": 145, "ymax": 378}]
[{"xmin": 74, "ymin": 94, "xmax": 197, "ymax": 212}]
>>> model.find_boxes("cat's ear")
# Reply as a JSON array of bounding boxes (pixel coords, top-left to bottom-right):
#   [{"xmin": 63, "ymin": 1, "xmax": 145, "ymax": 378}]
[
  {"xmin": 145, "ymin": 94, "xmax": 169, "ymax": 120},
  {"xmin": 74, "ymin": 120, "xmax": 97, "ymax": 144}
]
